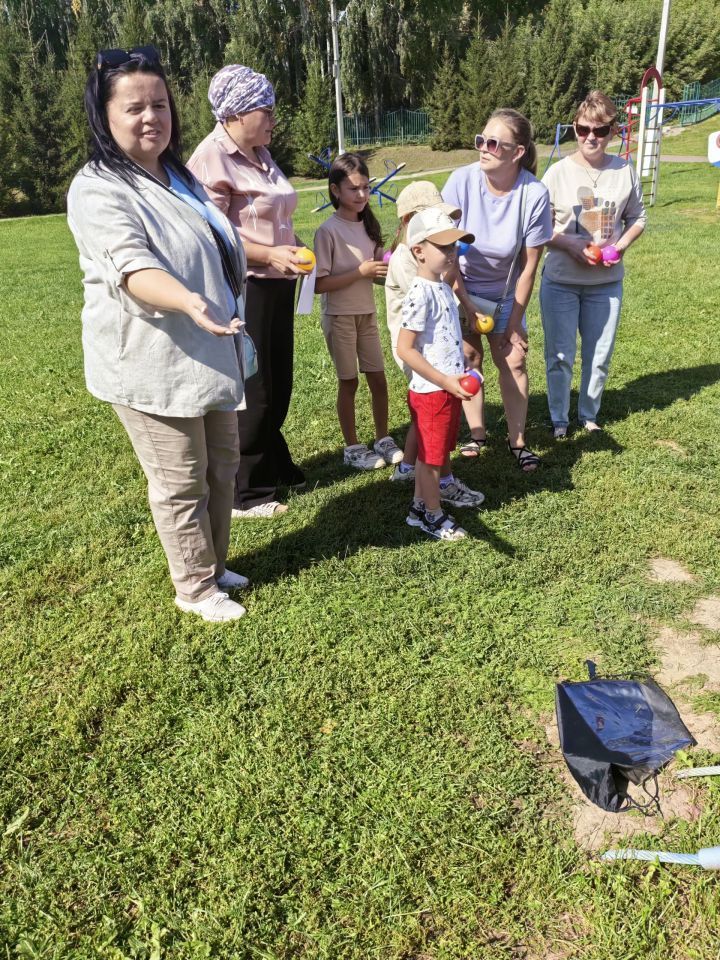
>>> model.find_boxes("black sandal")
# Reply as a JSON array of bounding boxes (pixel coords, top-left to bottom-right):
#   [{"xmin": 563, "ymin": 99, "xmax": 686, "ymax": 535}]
[
  {"xmin": 459, "ymin": 436, "xmax": 487, "ymax": 458},
  {"xmin": 507, "ymin": 440, "xmax": 540, "ymax": 472}
]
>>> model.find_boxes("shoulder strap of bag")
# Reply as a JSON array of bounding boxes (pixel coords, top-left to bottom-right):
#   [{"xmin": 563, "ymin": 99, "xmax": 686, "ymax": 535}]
[{"xmin": 499, "ymin": 175, "xmax": 529, "ymax": 303}]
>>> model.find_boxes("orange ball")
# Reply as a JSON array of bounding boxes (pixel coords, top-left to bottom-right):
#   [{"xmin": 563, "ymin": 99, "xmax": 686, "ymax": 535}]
[{"xmin": 296, "ymin": 247, "xmax": 316, "ymax": 273}]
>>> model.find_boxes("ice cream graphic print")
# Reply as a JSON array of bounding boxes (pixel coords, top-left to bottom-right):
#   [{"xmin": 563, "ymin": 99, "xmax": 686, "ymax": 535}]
[{"xmin": 575, "ymin": 185, "xmax": 619, "ymax": 244}]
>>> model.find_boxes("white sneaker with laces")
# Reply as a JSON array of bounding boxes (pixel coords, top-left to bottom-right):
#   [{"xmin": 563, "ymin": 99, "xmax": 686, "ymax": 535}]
[
  {"xmin": 175, "ymin": 591, "xmax": 247, "ymax": 622},
  {"xmin": 343, "ymin": 443, "xmax": 386, "ymax": 471},
  {"xmin": 216, "ymin": 569, "xmax": 250, "ymax": 590},
  {"xmin": 391, "ymin": 463, "xmax": 415, "ymax": 482},
  {"xmin": 231, "ymin": 501, "xmax": 288, "ymax": 519},
  {"xmin": 440, "ymin": 478, "xmax": 485, "ymax": 508},
  {"xmin": 420, "ymin": 510, "xmax": 468, "ymax": 542},
  {"xmin": 373, "ymin": 435, "xmax": 404, "ymax": 465}
]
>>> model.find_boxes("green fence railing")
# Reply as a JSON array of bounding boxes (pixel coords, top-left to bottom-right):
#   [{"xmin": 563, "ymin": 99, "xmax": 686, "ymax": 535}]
[
  {"xmin": 680, "ymin": 78, "xmax": 720, "ymax": 125},
  {"xmin": 344, "ymin": 108, "xmax": 431, "ymax": 147}
]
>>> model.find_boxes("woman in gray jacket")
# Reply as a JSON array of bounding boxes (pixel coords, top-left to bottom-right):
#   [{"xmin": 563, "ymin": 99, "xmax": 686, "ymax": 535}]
[{"xmin": 67, "ymin": 46, "xmax": 251, "ymax": 622}]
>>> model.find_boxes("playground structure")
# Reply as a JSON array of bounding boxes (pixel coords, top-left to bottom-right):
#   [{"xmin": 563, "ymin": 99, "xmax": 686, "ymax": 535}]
[
  {"xmin": 308, "ymin": 148, "xmax": 406, "ymax": 214},
  {"xmin": 547, "ymin": 67, "xmax": 720, "ymax": 207}
]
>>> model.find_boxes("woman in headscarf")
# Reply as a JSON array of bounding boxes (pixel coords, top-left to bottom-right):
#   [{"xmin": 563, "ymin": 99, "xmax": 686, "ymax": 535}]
[{"xmin": 188, "ymin": 65, "xmax": 306, "ymax": 518}]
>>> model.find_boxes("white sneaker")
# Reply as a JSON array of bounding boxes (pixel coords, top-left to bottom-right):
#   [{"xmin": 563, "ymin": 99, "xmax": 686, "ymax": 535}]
[
  {"xmin": 175, "ymin": 591, "xmax": 246, "ymax": 622},
  {"xmin": 440, "ymin": 478, "xmax": 485, "ymax": 508},
  {"xmin": 373, "ymin": 435, "xmax": 404, "ymax": 465},
  {"xmin": 231, "ymin": 501, "xmax": 288, "ymax": 518},
  {"xmin": 391, "ymin": 463, "xmax": 415, "ymax": 482},
  {"xmin": 343, "ymin": 443, "xmax": 385, "ymax": 470},
  {"xmin": 216, "ymin": 569, "xmax": 250, "ymax": 590},
  {"xmin": 420, "ymin": 510, "xmax": 468, "ymax": 542}
]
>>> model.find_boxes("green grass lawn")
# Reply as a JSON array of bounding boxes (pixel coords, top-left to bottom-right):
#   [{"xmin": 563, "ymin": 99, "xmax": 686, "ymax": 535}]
[{"xmin": 1, "ymin": 162, "xmax": 720, "ymax": 959}]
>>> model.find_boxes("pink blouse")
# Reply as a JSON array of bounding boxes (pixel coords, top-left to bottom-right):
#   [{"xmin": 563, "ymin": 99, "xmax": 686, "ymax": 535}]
[{"xmin": 187, "ymin": 123, "xmax": 298, "ymax": 279}]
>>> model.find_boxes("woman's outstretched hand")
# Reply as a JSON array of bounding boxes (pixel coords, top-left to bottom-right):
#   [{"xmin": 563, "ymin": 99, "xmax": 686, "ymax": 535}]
[{"xmin": 186, "ymin": 293, "xmax": 242, "ymax": 337}]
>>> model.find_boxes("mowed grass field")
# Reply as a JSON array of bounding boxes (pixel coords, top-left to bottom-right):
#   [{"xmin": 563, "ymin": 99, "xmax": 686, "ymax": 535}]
[{"xmin": 1, "ymin": 159, "xmax": 720, "ymax": 959}]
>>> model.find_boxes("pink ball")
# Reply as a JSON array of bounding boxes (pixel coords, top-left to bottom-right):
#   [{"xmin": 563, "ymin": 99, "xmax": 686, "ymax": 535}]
[
  {"xmin": 382, "ymin": 250, "xmax": 392, "ymax": 263},
  {"xmin": 601, "ymin": 244, "xmax": 620, "ymax": 263}
]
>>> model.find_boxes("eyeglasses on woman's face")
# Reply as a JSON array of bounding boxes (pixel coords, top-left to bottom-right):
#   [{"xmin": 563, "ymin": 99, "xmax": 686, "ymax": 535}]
[
  {"xmin": 574, "ymin": 121, "xmax": 614, "ymax": 139},
  {"xmin": 474, "ymin": 133, "xmax": 517, "ymax": 155},
  {"xmin": 97, "ymin": 46, "xmax": 161, "ymax": 72}
]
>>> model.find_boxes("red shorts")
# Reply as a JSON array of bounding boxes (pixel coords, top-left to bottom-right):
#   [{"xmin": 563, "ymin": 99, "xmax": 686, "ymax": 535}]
[{"xmin": 407, "ymin": 389, "xmax": 462, "ymax": 467}]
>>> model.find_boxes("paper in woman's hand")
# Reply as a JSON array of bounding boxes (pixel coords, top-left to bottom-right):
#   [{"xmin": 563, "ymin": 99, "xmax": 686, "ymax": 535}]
[{"xmin": 296, "ymin": 266, "xmax": 317, "ymax": 315}]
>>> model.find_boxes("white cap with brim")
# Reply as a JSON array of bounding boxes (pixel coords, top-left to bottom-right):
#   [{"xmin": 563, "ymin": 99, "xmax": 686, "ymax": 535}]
[{"xmin": 406, "ymin": 208, "xmax": 474, "ymax": 247}]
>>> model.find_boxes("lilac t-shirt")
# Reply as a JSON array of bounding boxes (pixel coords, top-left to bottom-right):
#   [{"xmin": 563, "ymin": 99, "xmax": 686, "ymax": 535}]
[{"xmin": 442, "ymin": 164, "xmax": 552, "ymax": 300}]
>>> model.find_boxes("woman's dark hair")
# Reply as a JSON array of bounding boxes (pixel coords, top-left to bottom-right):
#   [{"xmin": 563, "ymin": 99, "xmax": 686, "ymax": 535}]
[
  {"xmin": 327, "ymin": 153, "xmax": 383, "ymax": 248},
  {"xmin": 489, "ymin": 108, "xmax": 538, "ymax": 175},
  {"xmin": 84, "ymin": 49, "xmax": 193, "ymax": 187}
]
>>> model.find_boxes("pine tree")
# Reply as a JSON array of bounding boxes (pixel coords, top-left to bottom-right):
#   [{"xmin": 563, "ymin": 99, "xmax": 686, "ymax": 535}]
[
  {"xmin": 426, "ymin": 46, "xmax": 463, "ymax": 151},
  {"xmin": 458, "ymin": 25, "xmax": 492, "ymax": 148},
  {"xmin": 291, "ymin": 58, "xmax": 336, "ymax": 177},
  {"xmin": 527, "ymin": 0, "xmax": 590, "ymax": 140}
]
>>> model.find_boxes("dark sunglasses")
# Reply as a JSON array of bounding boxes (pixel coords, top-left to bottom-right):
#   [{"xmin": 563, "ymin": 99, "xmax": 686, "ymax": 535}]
[
  {"xmin": 575, "ymin": 122, "xmax": 614, "ymax": 139},
  {"xmin": 97, "ymin": 45, "xmax": 161, "ymax": 72},
  {"xmin": 474, "ymin": 133, "xmax": 516, "ymax": 154}
]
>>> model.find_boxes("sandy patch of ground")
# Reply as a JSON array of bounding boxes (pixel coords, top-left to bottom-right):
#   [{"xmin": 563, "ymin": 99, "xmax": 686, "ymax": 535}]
[
  {"xmin": 648, "ymin": 558, "xmax": 695, "ymax": 583},
  {"xmin": 653, "ymin": 439, "xmax": 688, "ymax": 456},
  {"xmin": 689, "ymin": 597, "xmax": 720, "ymax": 631}
]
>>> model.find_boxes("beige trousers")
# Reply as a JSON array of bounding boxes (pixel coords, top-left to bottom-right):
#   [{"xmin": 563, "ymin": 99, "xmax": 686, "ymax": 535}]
[{"xmin": 113, "ymin": 405, "xmax": 240, "ymax": 603}]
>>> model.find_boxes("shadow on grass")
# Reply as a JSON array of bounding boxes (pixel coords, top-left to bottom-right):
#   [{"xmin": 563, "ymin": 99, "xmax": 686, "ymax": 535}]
[
  {"xmin": 230, "ymin": 469, "xmax": 517, "ymax": 587},
  {"xmin": 233, "ymin": 364, "xmax": 719, "ymax": 584}
]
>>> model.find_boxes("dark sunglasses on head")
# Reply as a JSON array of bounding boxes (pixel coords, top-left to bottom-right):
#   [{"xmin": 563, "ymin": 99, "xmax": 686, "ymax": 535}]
[
  {"xmin": 474, "ymin": 133, "xmax": 516, "ymax": 154},
  {"xmin": 575, "ymin": 122, "xmax": 613, "ymax": 139},
  {"xmin": 97, "ymin": 45, "xmax": 161, "ymax": 72}
]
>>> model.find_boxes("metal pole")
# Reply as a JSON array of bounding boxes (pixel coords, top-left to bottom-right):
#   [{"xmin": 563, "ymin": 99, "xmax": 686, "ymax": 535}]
[
  {"xmin": 330, "ymin": 0, "xmax": 345, "ymax": 155},
  {"xmin": 656, "ymin": 0, "xmax": 672, "ymax": 76}
]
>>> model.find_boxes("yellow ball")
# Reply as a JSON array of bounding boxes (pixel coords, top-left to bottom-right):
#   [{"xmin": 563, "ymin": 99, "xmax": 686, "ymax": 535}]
[
  {"xmin": 296, "ymin": 247, "xmax": 316, "ymax": 273},
  {"xmin": 474, "ymin": 313, "xmax": 495, "ymax": 334}
]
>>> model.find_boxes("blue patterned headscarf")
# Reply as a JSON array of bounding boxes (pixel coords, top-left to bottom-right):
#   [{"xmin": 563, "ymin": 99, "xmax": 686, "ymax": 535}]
[{"xmin": 208, "ymin": 65, "xmax": 275, "ymax": 122}]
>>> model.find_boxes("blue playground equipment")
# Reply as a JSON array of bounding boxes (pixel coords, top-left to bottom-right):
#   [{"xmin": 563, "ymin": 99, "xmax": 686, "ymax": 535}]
[{"xmin": 309, "ymin": 149, "xmax": 407, "ymax": 214}]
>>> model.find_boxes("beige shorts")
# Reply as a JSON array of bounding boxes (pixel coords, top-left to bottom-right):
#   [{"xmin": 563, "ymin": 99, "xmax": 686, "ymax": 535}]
[{"xmin": 321, "ymin": 312, "xmax": 385, "ymax": 381}]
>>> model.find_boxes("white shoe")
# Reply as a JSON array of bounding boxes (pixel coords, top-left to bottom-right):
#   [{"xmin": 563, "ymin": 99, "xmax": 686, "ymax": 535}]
[
  {"xmin": 343, "ymin": 443, "xmax": 385, "ymax": 470},
  {"xmin": 373, "ymin": 435, "xmax": 404, "ymax": 465},
  {"xmin": 420, "ymin": 510, "xmax": 468, "ymax": 542},
  {"xmin": 216, "ymin": 569, "xmax": 250, "ymax": 590},
  {"xmin": 391, "ymin": 463, "xmax": 416, "ymax": 482},
  {"xmin": 231, "ymin": 501, "xmax": 288, "ymax": 518},
  {"xmin": 440, "ymin": 478, "xmax": 485, "ymax": 508},
  {"xmin": 175, "ymin": 591, "xmax": 246, "ymax": 622}
]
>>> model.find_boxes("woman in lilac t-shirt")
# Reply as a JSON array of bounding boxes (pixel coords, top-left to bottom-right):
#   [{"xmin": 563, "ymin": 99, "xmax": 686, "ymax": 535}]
[{"xmin": 443, "ymin": 109, "xmax": 552, "ymax": 472}]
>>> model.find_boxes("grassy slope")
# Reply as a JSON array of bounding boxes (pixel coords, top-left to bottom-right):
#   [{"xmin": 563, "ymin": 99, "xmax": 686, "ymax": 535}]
[{"xmin": 1, "ymin": 162, "xmax": 720, "ymax": 959}]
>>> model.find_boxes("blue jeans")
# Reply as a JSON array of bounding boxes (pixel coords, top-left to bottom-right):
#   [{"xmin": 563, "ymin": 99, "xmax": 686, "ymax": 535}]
[{"xmin": 539, "ymin": 276, "xmax": 623, "ymax": 428}]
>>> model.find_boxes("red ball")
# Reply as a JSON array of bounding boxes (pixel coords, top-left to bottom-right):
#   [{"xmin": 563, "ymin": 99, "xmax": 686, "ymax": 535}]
[
  {"xmin": 459, "ymin": 370, "xmax": 483, "ymax": 395},
  {"xmin": 586, "ymin": 243, "xmax": 602, "ymax": 265}
]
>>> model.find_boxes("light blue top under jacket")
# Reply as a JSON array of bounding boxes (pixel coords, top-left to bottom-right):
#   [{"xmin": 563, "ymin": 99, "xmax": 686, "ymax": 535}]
[{"xmin": 67, "ymin": 163, "xmax": 248, "ymax": 418}]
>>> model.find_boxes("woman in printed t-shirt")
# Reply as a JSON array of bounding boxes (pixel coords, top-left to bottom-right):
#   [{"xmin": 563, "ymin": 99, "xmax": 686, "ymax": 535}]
[
  {"xmin": 442, "ymin": 108, "xmax": 552, "ymax": 472},
  {"xmin": 188, "ymin": 65, "xmax": 306, "ymax": 518},
  {"xmin": 540, "ymin": 90, "xmax": 646, "ymax": 437}
]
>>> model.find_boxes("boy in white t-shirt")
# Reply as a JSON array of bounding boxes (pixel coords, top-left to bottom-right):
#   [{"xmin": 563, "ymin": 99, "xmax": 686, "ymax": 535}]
[{"xmin": 397, "ymin": 210, "xmax": 485, "ymax": 542}]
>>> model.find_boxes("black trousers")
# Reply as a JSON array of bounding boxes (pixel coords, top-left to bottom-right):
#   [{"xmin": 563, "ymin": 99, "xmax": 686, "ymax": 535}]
[{"xmin": 234, "ymin": 276, "xmax": 299, "ymax": 509}]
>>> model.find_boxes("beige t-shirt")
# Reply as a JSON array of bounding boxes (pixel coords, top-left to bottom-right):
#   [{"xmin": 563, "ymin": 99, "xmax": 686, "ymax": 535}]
[
  {"xmin": 542, "ymin": 154, "xmax": 647, "ymax": 285},
  {"xmin": 314, "ymin": 212, "xmax": 381, "ymax": 315},
  {"xmin": 384, "ymin": 243, "xmax": 418, "ymax": 372}
]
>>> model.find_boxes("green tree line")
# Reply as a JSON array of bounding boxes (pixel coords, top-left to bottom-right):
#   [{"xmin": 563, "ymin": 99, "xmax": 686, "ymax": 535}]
[{"xmin": 0, "ymin": 0, "xmax": 718, "ymax": 215}]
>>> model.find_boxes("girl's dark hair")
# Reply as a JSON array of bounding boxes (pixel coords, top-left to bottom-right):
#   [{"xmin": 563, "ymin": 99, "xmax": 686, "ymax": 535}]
[
  {"xmin": 84, "ymin": 50, "xmax": 193, "ymax": 187},
  {"xmin": 489, "ymin": 108, "xmax": 538, "ymax": 176},
  {"xmin": 327, "ymin": 153, "xmax": 383, "ymax": 248}
]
